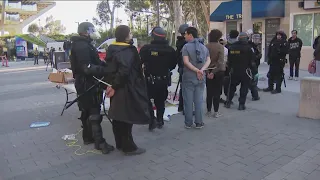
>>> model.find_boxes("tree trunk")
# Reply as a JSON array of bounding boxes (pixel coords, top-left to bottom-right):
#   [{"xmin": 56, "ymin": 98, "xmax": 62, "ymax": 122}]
[
  {"xmin": 170, "ymin": 22, "xmax": 174, "ymax": 46},
  {"xmin": 200, "ymin": 0, "xmax": 210, "ymax": 32},
  {"xmin": 173, "ymin": 0, "xmax": 183, "ymax": 41},
  {"xmin": 1, "ymin": 0, "xmax": 6, "ymax": 36}
]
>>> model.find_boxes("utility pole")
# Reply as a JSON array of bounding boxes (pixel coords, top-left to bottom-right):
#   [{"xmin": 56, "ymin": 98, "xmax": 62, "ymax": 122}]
[
  {"xmin": 156, "ymin": 0, "xmax": 160, "ymax": 27},
  {"xmin": 1, "ymin": 0, "xmax": 6, "ymax": 36}
]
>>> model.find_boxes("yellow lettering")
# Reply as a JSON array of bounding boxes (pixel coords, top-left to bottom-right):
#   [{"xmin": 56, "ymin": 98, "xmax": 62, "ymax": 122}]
[
  {"xmin": 230, "ymin": 50, "xmax": 240, "ymax": 54},
  {"xmin": 151, "ymin": 51, "xmax": 158, "ymax": 56},
  {"xmin": 237, "ymin": 14, "xmax": 242, "ymax": 19}
]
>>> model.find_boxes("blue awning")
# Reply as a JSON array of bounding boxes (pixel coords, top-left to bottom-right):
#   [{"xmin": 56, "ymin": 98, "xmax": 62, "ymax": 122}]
[
  {"xmin": 210, "ymin": 0, "xmax": 242, "ymax": 22},
  {"xmin": 210, "ymin": 0, "xmax": 285, "ymax": 22}
]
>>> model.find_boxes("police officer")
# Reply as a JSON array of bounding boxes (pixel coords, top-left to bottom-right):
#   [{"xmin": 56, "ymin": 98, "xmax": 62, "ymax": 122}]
[
  {"xmin": 176, "ymin": 24, "xmax": 189, "ymax": 112},
  {"xmin": 70, "ymin": 22, "xmax": 115, "ymax": 154},
  {"xmin": 140, "ymin": 27, "xmax": 177, "ymax": 129},
  {"xmin": 225, "ymin": 32, "xmax": 255, "ymax": 110},
  {"xmin": 263, "ymin": 31, "xmax": 288, "ymax": 94},
  {"xmin": 247, "ymin": 30, "xmax": 261, "ymax": 101}
]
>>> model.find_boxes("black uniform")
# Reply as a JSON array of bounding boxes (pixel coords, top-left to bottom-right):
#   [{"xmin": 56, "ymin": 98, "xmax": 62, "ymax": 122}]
[
  {"xmin": 265, "ymin": 36, "xmax": 288, "ymax": 93},
  {"xmin": 176, "ymin": 36, "xmax": 187, "ymax": 112},
  {"xmin": 225, "ymin": 41, "xmax": 254, "ymax": 109},
  {"xmin": 140, "ymin": 39, "xmax": 177, "ymax": 128},
  {"xmin": 70, "ymin": 35, "xmax": 114, "ymax": 154},
  {"xmin": 248, "ymin": 40, "xmax": 261, "ymax": 100}
]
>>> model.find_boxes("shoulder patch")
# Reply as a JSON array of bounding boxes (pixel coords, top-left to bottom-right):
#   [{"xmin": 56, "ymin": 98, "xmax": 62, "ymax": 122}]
[{"xmin": 151, "ymin": 51, "xmax": 158, "ymax": 56}]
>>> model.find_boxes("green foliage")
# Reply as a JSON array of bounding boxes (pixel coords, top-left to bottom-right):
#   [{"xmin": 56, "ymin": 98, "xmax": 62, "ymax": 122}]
[
  {"xmin": 46, "ymin": 34, "xmax": 66, "ymax": 41},
  {"xmin": 27, "ymin": 23, "xmax": 40, "ymax": 34},
  {"xmin": 43, "ymin": 15, "xmax": 66, "ymax": 35},
  {"xmin": 93, "ymin": 0, "xmax": 126, "ymax": 33}
]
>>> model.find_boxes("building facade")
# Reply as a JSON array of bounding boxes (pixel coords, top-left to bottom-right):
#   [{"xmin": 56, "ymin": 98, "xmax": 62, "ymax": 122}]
[
  {"xmin": 1, "ymin": 0, "xmax": 55, "ymax": 35},
  {"xmin": 210, "ymin": 0, "xmax": 320, "ymax": 70}
]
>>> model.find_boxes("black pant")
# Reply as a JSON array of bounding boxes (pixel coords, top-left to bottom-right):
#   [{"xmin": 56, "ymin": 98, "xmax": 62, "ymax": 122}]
[
  {"xmin": 268, "ymin": 64, "xmax": 283, "ymax": 91},
  {"xmin": 112, "ymin": 120, "xmax": 137, "ymax": 152},
  {"xmin": 147, "ymin": 81, "xmax": 168, "ymax": 124},
  {"xmin": 206, "ymin": 71, "xmax": 224, "ymax": 112},
  {"xmin": 228, "ymin": 72, "xmax": 250, "ymax": 105},
  {"xmin": 249, "ymin": 78, "xmax": 259, "ymax": 98},
  {"xmin": 34, "ymin": 56, "xmax": 38, "ymax": 65},
  {"xmin": 80, "ymin": 107, "xmax": 105, "ymax": 145},
  {"xmin": 289, "ymin": 56, "xmax": 300, "ymax": 77}
]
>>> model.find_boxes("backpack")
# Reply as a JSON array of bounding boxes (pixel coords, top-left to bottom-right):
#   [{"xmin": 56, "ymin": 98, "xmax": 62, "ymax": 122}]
[{"xmin": 308, "ymin": 59, "xmax": 316, "ymax": 74}]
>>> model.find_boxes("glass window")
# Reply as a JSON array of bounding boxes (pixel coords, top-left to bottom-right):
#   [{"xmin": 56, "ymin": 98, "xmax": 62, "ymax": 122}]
[
  {"xmin": 293, "ymin": 14, "xmax": 313, "ymax": 46},
  {"xmin": 21, "ymin": 4, "xmax": 37, "ymax": 11},
  {"xmin": 7, "ymin": 1, "xmax": 21, "ymax": 9},
  {"xmin": 5, "ymin": 14, "xmax": 20, "ymax": 21},
  {"xmin": 314, "ymin": 13, "xmax": 320, "ymax": 42}
]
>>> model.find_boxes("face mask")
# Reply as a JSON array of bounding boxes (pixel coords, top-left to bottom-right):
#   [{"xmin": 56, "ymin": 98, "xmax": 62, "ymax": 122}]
[{"xmin": 87, "ymin": 26, "xmax": 101, "ymax": 40}]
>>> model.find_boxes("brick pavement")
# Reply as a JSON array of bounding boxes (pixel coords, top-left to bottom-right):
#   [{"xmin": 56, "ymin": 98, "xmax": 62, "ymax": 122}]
[{"xmin": 1, "ymin": 67, "xmax": 320, "ymax": 180}]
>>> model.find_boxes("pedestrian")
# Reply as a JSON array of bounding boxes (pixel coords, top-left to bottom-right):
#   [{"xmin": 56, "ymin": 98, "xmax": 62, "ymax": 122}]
[
  {"xmin": 225, "ymin": 32, "xmax": 255, "ymax": 110},
  {"xmin": 181, "ymin": 27, "xmax": 211, "ymax": 129},
  {"xmin": 70, "ymin": 22, "xmax": 115, "ymax": 154},
  {"xmin": 263, "ymin": 31, "xmax": 288, "ymax": 94},
  {"xmin": 288, "ymin": 30, "xmax": 303, "ymax": 81},
  {"xmin": 314, "ymin": 42, "xmax": 320, "ymax": 76},
  {"xmin": 176, "ymin": 24, "xmax": 190, "ymax": 113},
  {"xmin": 34, "ymin": 48, "xmax": 39, "ymax": 65},
  {"xmin": 247, "ymin": 29, "xmax": 261, "ymax": 101},
  {"xmin": 205, "ymin": 29, "xmax": 225, "ymax": 118},
  {"xmin": 106, "ymin": 25, "xmax": 151, "ymax": 155},
  {"xmin": 140, "ymin": 27, "xmax": 177, "ymax": 130}
]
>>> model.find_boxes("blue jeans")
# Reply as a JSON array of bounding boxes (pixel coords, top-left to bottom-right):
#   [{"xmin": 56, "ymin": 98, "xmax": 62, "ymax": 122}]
[{"xmin": 182, "ymin": 81, "xmax": 205, "ymax": 126}]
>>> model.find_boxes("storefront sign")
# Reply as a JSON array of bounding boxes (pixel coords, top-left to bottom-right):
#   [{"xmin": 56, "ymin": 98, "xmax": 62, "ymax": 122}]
[
  {"xmin": 304, "ymin": 0, "xmax": 320, "ymax": 9},
  {"xmin": 225, "ymin": 14, "xmax": 242, "ymax": 20}
]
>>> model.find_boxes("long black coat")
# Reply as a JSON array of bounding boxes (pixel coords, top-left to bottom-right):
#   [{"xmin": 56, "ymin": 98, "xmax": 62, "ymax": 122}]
[{"xmin": 107, "ymin": 42, "xmax": 151, "ymax": 125}]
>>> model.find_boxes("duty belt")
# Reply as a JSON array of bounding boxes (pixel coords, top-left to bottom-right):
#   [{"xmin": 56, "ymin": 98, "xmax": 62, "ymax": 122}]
[{"xmin": 147, "ymin": 75, "xmax": 168, "ymax": 84}]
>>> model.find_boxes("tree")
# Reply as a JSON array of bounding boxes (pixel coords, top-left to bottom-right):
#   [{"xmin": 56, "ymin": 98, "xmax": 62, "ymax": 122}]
[
  {"xmin": 43, "ymin": 15, "xmax": 66, "ymax": 35},
  {"xmin": 27, "ymin": 23, "xmax": 40, "ymax": 35},
  {"xmin": 93, "ymin": 0, "xmax": 125, "ymax": 35}
]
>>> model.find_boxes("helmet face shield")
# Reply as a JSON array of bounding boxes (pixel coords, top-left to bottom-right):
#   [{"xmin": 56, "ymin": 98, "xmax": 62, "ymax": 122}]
[{"xmin": 87, "ymin": 26, "xmax": 101, "ymax": 40}]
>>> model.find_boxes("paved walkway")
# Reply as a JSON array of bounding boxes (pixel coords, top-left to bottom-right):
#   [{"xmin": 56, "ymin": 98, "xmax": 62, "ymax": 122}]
[{"xmin": 0, "ymin": 65, "xmax": 320, "ymax": 180}]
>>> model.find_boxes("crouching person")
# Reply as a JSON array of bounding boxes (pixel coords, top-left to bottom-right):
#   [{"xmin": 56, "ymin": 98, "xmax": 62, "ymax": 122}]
[{"xmin": 106, "ymin": 25, "xmax": 151, "ymax": 155}]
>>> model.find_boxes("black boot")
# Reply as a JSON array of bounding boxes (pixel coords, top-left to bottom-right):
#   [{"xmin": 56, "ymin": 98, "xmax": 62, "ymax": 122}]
[
  {"xmin": 238, "ymin": 104, "xmax": 246, "ymax": 110},
  {"xmin": 224, "ymin": 101, "xmax": 231, "ymax": 108},
  {"xmin": 252, "ymin": 96, "xmax": 260, "ymax": 101},
  {"xmin": 271, "ymin": 89, "xmax": 281, "ymax": 94},
  {"xmin": 95, "ymin": 141, "xmax": 115, "ymax": 154},
  {"xmin": 157, "ymin": 117, "xmax": 164, "ymax": 129},
  {"xmin": 148, "ymin": 118, "xmax": 157, "ymax": 131},
  {"xmin": 263, "ymin": 87, "xmax": 273, "ymax": 92},
  {"xmin": 91, "ymin": 115, "xmax": 114, "ymax": 154},
  {"xmin": 156, "ymin": 108, "xmax": 165, "ymax": 129}
]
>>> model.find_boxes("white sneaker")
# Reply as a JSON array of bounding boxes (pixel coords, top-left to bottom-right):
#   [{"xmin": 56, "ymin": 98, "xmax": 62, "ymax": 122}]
[
  {"xmin": 294, "ymin": 77, "xmax": 299, "ymax": 81},
  {"xmin": 213, "ymin": 112, "xmax": 222, "ymax": 118},
  {"xmin": 288, "ymin": 76, "xmax": 293, "ymax": 80}
]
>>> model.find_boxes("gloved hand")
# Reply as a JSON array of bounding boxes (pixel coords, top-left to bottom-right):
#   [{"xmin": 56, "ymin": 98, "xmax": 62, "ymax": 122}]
[{"xmin": 254, "ymin": 74, "xmax": 259, "ymax": 81}]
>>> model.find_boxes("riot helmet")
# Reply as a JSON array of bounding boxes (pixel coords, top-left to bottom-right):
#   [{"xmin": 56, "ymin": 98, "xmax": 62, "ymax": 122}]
[
  {"xmin": 151, "ymin": 27, "xmax": 166, "ymax": 40},
  {"xmin": 178, "ymin": 24, "xmax": 189, "ymax": 35},
  {"xmin": 77, "ymin": 22, "xmax": 101, "ymax": 40}
]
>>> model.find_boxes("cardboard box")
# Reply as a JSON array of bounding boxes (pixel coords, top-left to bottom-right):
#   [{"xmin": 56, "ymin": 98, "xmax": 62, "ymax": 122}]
[{"xmin": 48, "ymin": 71, "xmax": 73, "ymax": 84}]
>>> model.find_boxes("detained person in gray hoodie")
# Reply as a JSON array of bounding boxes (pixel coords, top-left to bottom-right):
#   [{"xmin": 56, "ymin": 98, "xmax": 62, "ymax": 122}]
[{"xmin": 181, "ymin": 27, "xmax": 211, "ymax": 129}]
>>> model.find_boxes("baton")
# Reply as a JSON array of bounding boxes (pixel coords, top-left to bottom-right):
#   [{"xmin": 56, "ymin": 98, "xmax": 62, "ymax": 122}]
[
  {"xmin": 64, "ymin": 77, "xmax": 108, "ymax": 110},
  {"xmin": 93, "ymin": 76, "xmax": 112, "ymax": 87},
  {"xmin": 173, "ymin": 80, "xmax": 180, "ymax": 101}
]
